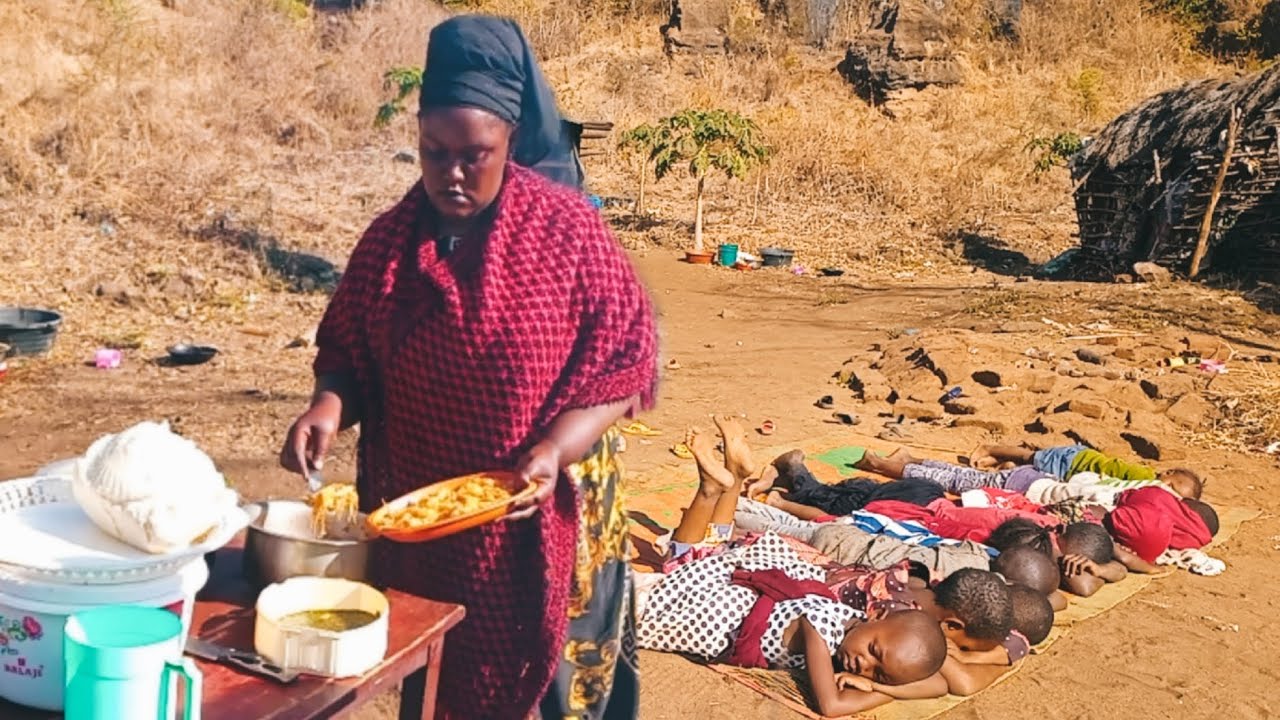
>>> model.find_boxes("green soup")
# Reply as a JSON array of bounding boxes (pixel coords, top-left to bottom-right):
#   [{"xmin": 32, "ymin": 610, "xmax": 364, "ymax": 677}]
[{"xmin": 278, "ymin": 609, "xmax": 379, "ymax": 632}]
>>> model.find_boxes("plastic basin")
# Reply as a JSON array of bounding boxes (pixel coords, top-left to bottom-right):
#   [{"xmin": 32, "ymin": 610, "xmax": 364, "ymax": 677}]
[
  {"xmin": 0, "ymin": 307, "xmax": 63, "ymax": 357},
  {"xmin": 760, "ymin": 248, "xmax": 794, "ymax": 267}
]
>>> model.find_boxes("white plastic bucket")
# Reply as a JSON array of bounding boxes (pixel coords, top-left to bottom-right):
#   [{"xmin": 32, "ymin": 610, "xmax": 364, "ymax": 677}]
[{"xmin": 0, "ymin": 558, "xmax": 208, "ymax": 711}]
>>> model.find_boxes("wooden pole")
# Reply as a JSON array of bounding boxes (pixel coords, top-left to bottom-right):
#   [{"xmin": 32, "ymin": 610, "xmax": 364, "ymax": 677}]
[
  {"xmin": 750, "ymin": 170, "xmax": 762, "ymax": 224},
  {"xmin": 1190, "ymin": 107, "xmax": 1242, "ymax": 278},
  {"xmin": 694, "ymin": 174, "xmax": 705, "ymax": 253},
  {"xmin": 636, "ymin": 160, "xmax": 648, "ymax": 215}
]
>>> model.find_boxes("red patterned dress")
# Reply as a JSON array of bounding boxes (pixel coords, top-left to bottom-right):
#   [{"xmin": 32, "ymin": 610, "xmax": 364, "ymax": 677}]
[{"xmin": 313, "ymin": 165, "xmax": 658, "ymax": 719}]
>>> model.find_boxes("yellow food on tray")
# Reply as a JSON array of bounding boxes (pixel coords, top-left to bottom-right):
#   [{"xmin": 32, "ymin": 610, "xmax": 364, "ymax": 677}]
[
  {"xmin": 383, "ymin": 476, "xmax": 512, "ymax": 529},
  {"xmin": 309, "ymin": 483, "xmax": 359, "ymax": 537}
]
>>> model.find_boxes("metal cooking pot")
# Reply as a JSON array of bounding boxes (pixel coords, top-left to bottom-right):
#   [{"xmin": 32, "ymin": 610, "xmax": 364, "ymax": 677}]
[{"xmin": 243, "ymin": 500, "xmax": 372, "ymax": 589}]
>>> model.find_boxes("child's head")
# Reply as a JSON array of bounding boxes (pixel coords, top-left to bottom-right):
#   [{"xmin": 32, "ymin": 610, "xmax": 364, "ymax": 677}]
[
  {"xmin": 1008, "ymin": 584, "xmax": 1054, "ymax": 645},
  {"xmin": 1159, "ymin": 468, "xmax": 1203, "ymax": 499},
  {"xmin": 1058, "ymin": 522, "xmax": 1114, "ymax": 563},
  {"xmin": 932, "ymin": 569, "xmax": 1014, "ymax": 651},
  {"xmin": 1184, "ymin": 498, "xmax": 1219, "ymax": 536},
  {"xmin": 992, "ymin": 545, "xmax": 1060, "ymax": 597},
  {"xmin": 838, "ymin": 609, "xmax": 946, "ymax": 686},
  {"xmin": 987, "ymin": 518, "xmax": 1054, "ymax": 556}
]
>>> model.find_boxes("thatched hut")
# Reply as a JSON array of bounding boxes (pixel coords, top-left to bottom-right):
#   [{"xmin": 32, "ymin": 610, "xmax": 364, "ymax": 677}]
[{"xmin": 1070, "ymin": 65, "xmax": 1280, "ymax": 279}]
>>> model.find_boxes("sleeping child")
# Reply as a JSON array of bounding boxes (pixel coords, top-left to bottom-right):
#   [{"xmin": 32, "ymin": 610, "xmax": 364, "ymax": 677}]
[
  {"xmin": 987, "ymin": 518, "xmax": 1137, "ymax": 598},
  {"xmin": 636, "ymin": 530, "xmax": 949, "ymax": 715},
  {"xmin": 855, "ymin": 447, "xmax": 1202, "ymax": 509},
  {"xmin": 1105, "ymin": 486, "xmax": 1218, "ymax": 565},
  {"xmin": 825, "ymin": 561, "xmax": 1029, "ymax": 663},
  {"xmin": 990, "ymin": 485, "xmax": 1220, "ymax": 578},
  {"xmin": 968, "ymin": 443, "xmax": 1203, "ymax": 494},
  {"xmin": 992, "ymin": 544, "xmax": 1068, "ymax": 611}
]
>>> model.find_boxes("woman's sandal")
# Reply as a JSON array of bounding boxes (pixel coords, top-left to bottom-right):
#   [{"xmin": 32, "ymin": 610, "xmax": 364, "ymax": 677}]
[
  {"xmin": 619, "ymin": 420, "xmax": 662, "ymax": 437},
  {"xmin": 757, "ymin": 419, "xmax": 776, "ymax": 436},
  {"xmin": 670, "ymin": 442, "xmax": 693, "ymax": 460}
]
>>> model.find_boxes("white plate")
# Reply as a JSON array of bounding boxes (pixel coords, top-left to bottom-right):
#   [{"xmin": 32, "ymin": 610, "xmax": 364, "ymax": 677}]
[{"xmin": 0, "ymin": 476, "xmax": 249, "ymax": 584}]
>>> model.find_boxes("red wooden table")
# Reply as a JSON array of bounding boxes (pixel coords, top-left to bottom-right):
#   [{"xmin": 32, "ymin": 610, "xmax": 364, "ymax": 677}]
[{"xmin": 1, "ymin": 545, "xmax": 465, "ymax": 720}]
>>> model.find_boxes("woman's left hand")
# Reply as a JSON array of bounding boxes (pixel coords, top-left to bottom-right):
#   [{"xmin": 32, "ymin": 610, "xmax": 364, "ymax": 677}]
[{"xmin": 507, "ymin": 441, "xmax": 561, "ymax": 521}]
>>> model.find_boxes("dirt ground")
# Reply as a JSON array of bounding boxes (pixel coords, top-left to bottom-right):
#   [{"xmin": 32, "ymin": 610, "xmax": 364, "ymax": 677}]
[{"xmin": 3, "ymin": 257, "xmax": 1280, "ymax": 719}]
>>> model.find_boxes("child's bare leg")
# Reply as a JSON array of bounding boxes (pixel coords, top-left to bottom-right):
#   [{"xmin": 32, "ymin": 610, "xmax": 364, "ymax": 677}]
[
  {"xmin": 971, "ymin": 444, "xmax": 1035, "ymax": 470},
  {"xmin": 856, "ymin": 447, "xmax": 915, "ymax": 478},
  {"xmin": 673, "ymin": 428, "xmax": 736, "ymax": 544},
  {"xmin": 765, "ymin": 491, "xmax": 830, "ymax": 521},
  {"xmin": 711, "ymin": 480, "xmax": 743, "ymax": 526}
]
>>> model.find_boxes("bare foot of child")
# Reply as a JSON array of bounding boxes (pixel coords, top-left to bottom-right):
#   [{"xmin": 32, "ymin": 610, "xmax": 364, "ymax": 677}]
[
  {"xmin": 970, "ymin": 445, "xmax": 999, "ymax": 470},
  {"xmin": 885, "ymin": 447, "xmax": 914, "ymax": 463},
  {"xmin": 744, "ymin": 449, "xmax": 804, "ymax": 500},
  {"xmin": 714, "ymin": 414, "xmax": 756, "ymax": 480},
  {"xmin": 856, "ymin": 447, "xmax": 912, "ymax": 477},
  {"xmin": 744, "ymin": 467, "xmax": 777, "ymax": 500},
  {"xmin": 688, "ymin": 428, "xmax": 735, "ymax": 498}
]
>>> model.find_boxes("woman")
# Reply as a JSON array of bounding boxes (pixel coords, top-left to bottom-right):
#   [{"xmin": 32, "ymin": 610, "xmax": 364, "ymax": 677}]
[{"xmin": 280, "ymin": 16, "xmax": 658, "ymax": 720}]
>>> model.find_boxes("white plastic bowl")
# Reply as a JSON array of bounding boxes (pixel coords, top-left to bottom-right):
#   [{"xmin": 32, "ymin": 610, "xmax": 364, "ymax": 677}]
[{"xmin": 254, "ymin": 577, "xmax": 388, "ymax": 678}]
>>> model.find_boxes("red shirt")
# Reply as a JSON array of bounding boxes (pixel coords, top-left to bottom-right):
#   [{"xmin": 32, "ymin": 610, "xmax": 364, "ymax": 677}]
[
  {"xmin": 1106, "ymin": 486, "xmax": 1212, "ymax": 563},
  {"xmin": 863, "ymin": 499, "xmax": 1058, "ymax": 543}
]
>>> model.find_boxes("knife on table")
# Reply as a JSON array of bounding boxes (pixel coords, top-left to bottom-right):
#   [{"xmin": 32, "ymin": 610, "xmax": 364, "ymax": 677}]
[{"xmin": 185, "ymin": 636, "xmax": 300, "ymax": 684}]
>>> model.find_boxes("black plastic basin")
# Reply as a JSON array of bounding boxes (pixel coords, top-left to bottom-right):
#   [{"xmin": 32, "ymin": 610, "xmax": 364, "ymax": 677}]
[{"xmin": 0, "ymin": 307, "xmax": 62, "ymax": 357}]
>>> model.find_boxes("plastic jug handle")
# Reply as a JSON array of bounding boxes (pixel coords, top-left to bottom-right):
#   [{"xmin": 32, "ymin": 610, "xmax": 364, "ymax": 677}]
[{"xmin": 160, "ymin": 657, "xmax": 203, "ymax": 720}]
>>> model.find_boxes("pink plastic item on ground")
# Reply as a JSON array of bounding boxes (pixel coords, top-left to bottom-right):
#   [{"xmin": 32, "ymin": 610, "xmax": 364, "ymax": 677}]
[
  {"xmin": 94, "ymin": 348, "xmax": 122, "ymax": 369},
  {"xmin": 1199, "ymin": 359, "xmax": 1228, "ymax": 375}
]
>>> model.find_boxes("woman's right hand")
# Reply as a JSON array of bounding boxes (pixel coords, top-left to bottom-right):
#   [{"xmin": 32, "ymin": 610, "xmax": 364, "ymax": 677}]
[{"xmin": 280, "ymin": 394, "xmax": 343, "ymax": 477}]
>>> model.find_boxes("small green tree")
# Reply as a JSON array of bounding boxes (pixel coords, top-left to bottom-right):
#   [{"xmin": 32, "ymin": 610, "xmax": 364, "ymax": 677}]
[
  {"xmin": 1025, "ymin": 131, "xmax": 1084, "ymax": 174},
  {"xmin": 647, "ymin": 109, "xmax": 771, "ymax": 253},
  {"xmin": 374, "ymin": 67, "xmax": 423, "ymax": 128},
  {"xmin": 617, "ymin": 123, "xmax": 659, "ymax": 214},
  {"xmin": 1069, "ymin": 67, "xmax": 1105, "ymax": 118}
]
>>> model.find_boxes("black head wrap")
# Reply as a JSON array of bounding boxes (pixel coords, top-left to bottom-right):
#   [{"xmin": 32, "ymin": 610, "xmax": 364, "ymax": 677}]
[{"xmin": 419, "ymin": 15, "xmax": 584, "ymax": 189}]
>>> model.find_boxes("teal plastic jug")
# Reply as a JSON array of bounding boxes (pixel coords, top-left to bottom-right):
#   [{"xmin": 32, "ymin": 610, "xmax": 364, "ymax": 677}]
[{"xmin": 63, "ymin": 606, "xmax": 201, "ymax": 720}]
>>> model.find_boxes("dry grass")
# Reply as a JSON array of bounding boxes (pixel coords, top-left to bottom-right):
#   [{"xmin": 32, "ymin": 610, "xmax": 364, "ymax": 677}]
[
  {"xmin": 1204, "ymin": 364, "xmax": 1280, "ymax": 451},
  {"xmin": 0, "ymin": 0, "xmax": 438, "ymax": 230},
  {"xmin": 522, "ymin": 0, "xmax": 1225, "ymax": 266},
  {"xmin": 0, "ymin": 0, "xmax": 1240, "ymax": 281}
]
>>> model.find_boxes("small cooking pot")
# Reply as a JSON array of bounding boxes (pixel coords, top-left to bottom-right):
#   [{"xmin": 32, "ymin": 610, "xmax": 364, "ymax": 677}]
[{"xmin": 243, "ymin": 501, "xmax": 372, "ymax": 590}]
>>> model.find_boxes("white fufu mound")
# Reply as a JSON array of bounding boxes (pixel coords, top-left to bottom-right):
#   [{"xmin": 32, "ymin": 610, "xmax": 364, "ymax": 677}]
[{"xmin": 72, "ymin": 421, "xmax": 238, "ymax": 554}]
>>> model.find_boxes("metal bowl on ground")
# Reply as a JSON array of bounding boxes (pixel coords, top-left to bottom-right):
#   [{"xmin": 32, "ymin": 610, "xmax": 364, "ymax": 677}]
[
  {"xmin": 166, "ymin": 343, "xmax": 219, "ymax": 366},
  {"xmin": 243, "ymin": 500, "xmax": 372, "ymax": 589}
]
